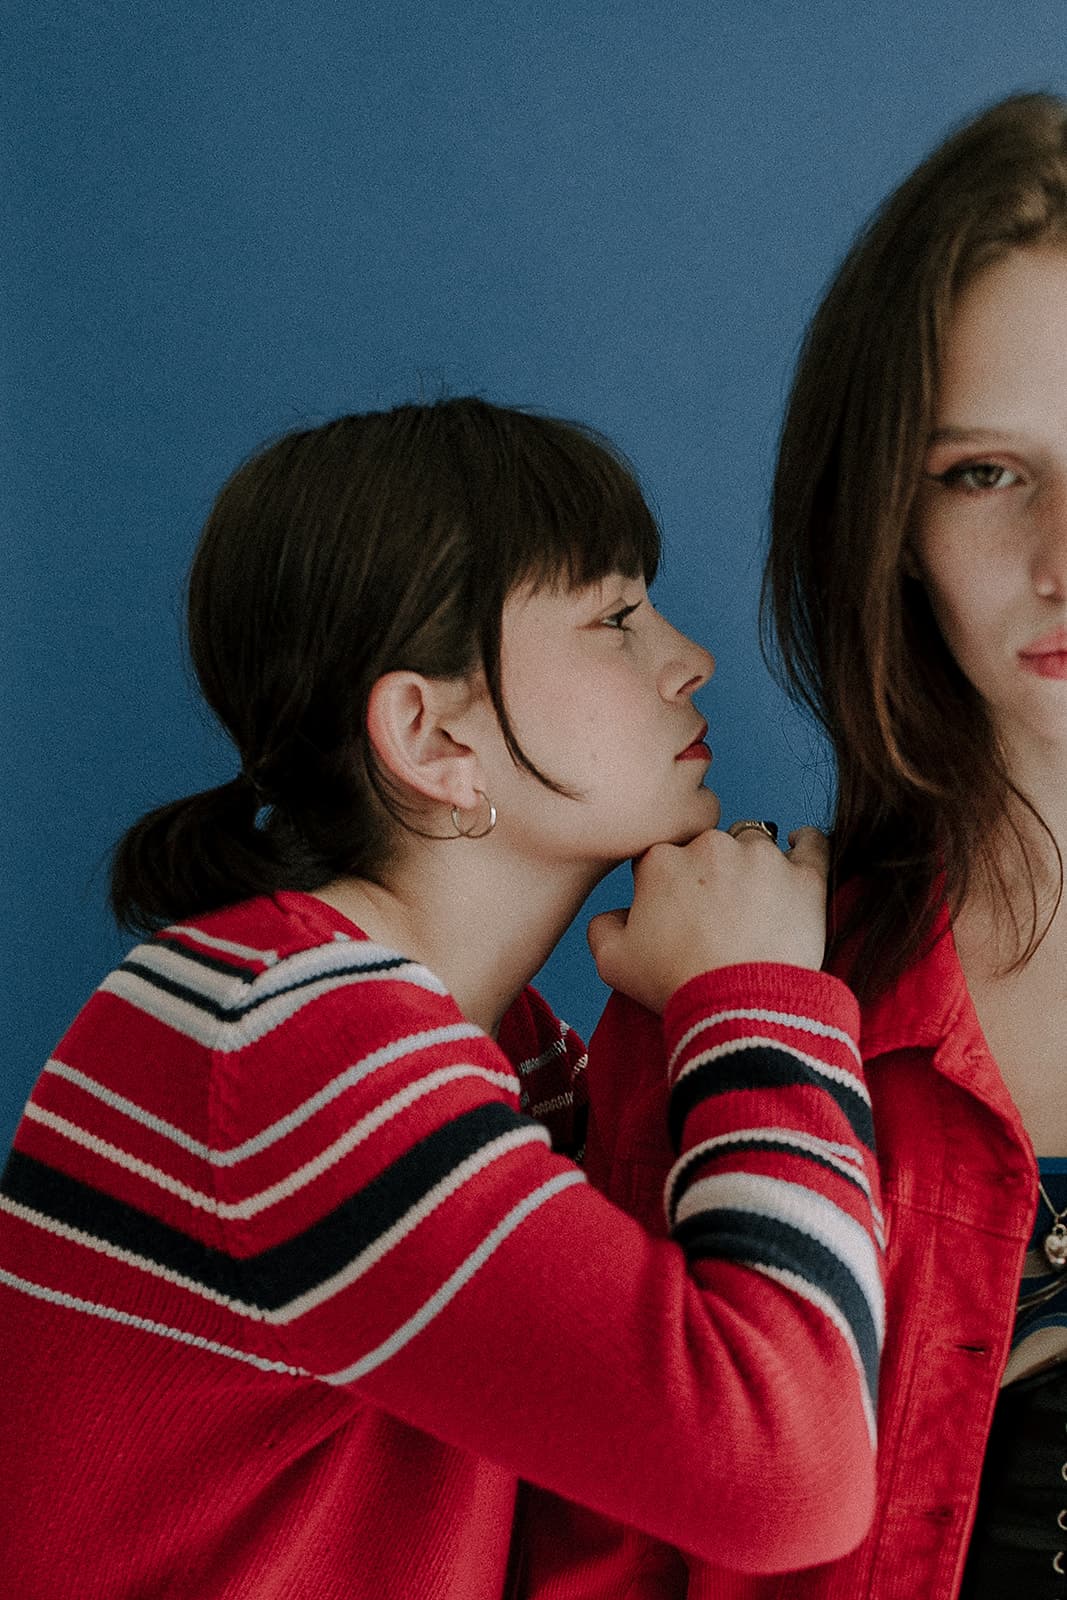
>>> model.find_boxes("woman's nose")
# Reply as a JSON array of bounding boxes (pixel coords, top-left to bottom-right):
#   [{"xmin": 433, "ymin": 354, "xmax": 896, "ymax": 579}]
[
  {"xmin": 1033, "ymin": 482, "xmax": 1067, "ymax": 600},
  {"xmin": 1036, "ymin": 508, "xmax": 1067, "ymax": 601},
  {"xmin": 661, "ymin": 631, "xmax": 714, "ymax": 700}
]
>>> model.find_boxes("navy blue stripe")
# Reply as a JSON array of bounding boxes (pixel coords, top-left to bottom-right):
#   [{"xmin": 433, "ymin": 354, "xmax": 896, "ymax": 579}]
[
  {"xmin": 118, "ymin": 951, "xmax": 414, "ymax": 1023},
  {"xmin": 668, "ymin": 1043, "xmax": 873, "ymax": 1154},
  {"xmin": 666, "ymin": 1136, "xmax": 869, "ymax": 1224},
  {"xmin": 674, "ymin": 1205, "xmax": 880, "ymax": 1404},
  {"xmin": 2, "ymin": 1148, "xmax": 246, "ymax": 1299},
  {"xmin": 145, "ymin": 939, "xmax": 265, "ymax": 984},
  {"xmin": 1, "ymin": 1100, "xmax": 535, "ymax": 1311}
]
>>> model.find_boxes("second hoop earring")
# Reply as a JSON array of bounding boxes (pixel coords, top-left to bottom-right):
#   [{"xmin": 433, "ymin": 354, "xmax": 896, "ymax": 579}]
[{"xmin": 450, "ymin": 790, "xmax": 498, "ymax": 839}]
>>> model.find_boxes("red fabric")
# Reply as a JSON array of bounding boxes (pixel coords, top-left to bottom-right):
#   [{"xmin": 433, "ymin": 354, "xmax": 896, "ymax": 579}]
[
  {"xmin": 519, "ymin": 897, "xmax": 1035, "ymax": 1600},
  {"xmin": 0, "ymin": 895, "xmax": 880, "ymax": 1596}
]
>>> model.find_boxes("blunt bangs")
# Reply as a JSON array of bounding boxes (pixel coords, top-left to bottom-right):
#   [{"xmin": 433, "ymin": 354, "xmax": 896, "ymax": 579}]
[
  {"xmin": 507, "ymin": 419, "xmax": 662, "ymax": 594},
  {"xmin": 439, "ymin": 402, "xmax": 661, "ymax": 604}
]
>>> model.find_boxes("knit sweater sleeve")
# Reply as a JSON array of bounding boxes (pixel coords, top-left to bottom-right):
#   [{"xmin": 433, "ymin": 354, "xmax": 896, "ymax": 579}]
[
  {"xmin": 518, "ymin": 969, "xmax": 886, "ymax": 1592},
  {"xmin": 1, "ymin": 913, "xmax": 881, "ymax": 1574}
]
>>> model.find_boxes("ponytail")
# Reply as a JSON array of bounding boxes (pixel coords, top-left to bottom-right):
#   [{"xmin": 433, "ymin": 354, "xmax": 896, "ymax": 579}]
[{"xmin": 109, "ymin": 777, "xmax": 286, "ymax": 934}]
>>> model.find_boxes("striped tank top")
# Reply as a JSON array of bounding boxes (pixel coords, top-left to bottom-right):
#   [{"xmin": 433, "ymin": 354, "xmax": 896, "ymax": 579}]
[{"xmin": 1004, "ymin": 1159, "xmax": 1067, "ymax": 1385}]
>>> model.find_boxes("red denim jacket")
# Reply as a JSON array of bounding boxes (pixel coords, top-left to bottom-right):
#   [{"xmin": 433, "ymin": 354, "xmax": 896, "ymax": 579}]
[{"xmin": 518, "ymin": 898, "xmax": 1038, "ymax": 1600}]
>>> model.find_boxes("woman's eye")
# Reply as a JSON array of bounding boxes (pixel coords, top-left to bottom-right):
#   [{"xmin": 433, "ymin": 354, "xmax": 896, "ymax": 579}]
[
  {"xmin": 939, "ymin": 461, "xmax": 1020, "ymax": 492},
  {"xmin": 602, "ymin": 602, "xmax": 641, "ymax": 631}
]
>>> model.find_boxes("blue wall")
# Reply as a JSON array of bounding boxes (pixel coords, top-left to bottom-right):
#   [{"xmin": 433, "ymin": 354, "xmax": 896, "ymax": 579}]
[{"xmin": 5, "ymin": 2, "xmax": 1067, "ymax": 1151}]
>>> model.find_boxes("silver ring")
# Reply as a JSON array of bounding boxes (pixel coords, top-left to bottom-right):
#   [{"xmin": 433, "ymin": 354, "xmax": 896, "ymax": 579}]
[{"xmin": 726, "ymin": 819, "xmax": 779, "ymax": 843}]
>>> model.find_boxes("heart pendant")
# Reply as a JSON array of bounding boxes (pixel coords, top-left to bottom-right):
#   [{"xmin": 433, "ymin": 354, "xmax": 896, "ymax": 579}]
[{"xmin": 1044, "ymin": 1224, "xmax": 1067, "ymax": 1270}]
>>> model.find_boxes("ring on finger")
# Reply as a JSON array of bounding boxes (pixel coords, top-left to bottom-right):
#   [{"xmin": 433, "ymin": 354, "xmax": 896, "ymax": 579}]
[{"xmin": 726, "ymin": 819, "xmax": 779, "ymax": 843}]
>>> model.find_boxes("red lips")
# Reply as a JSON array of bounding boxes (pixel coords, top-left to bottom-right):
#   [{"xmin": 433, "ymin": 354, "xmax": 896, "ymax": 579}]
[
  {"xmin": 1021, "ymin": 626, "xmax": 1067, "ymax": 657},
  {"xmin": 1019, "ymin": 627, "xmax": 1067, "ymax": 679},
  {"xmin": 676, "ymin": 722, "xmax": 711, "ymax": 761}
]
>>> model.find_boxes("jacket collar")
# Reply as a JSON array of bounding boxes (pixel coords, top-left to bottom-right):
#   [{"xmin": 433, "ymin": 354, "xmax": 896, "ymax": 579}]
[
  {"xmin": 858, "ymin": 903, "xmax": 974, "ymax": 1057},
  {"xmin": 831, "ymin": 882, "xmax": 1034, "ymax": 1142},
  {"xmin": 831, "ymin": 884, "xmax": 991, "ymax": 1077}
]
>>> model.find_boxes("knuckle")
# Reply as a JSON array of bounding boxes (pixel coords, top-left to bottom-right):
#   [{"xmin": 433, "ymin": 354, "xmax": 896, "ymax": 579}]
[{"xmin": 642, "ymin": 841, "xmax": 674, "ymax": 872}]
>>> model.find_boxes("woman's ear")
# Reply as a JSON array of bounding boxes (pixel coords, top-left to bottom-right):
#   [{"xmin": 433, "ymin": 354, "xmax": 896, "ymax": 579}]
[{"xmin": 365, "ymin": 671, "xmax": 488, "ymax": 811}]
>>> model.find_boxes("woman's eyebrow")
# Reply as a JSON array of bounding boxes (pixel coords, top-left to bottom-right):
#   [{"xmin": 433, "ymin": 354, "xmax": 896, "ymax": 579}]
[{"xmin": 927, "ymin": 423, "xmax": 1015, "ymax": 444}]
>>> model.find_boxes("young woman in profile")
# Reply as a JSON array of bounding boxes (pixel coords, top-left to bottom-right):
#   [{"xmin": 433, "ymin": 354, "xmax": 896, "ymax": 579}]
[
  {"xmin": 518, "ymin": 92, "xmax": 1067, "ymax": 1600},
  {"xmin": 0, "ymin": 398, "xmax": 883, "ymax": 1597}
]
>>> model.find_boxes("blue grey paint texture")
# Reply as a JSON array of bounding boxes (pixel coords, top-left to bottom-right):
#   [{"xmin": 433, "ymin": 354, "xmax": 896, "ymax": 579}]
[{"xmin": 4, "ymin": 2, "xmax": 1067, "ymax": 1152}]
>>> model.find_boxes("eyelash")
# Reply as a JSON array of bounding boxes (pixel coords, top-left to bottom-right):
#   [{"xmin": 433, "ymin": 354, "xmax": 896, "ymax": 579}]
[
  {"xmin": 935, "ymin": 461, "xmax": 1021, "ymax": 493},
  {"xmin": 602, "ymin": 603, "xmax": 642, "ymax": 631}
]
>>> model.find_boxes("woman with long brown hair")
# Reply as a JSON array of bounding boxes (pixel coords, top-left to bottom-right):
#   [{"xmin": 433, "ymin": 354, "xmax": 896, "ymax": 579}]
[
  {"xmin": 765, "ymin": 86, "xmax": 1067, "ymax": 1600},
  {"xmin": 519, "ymin": 91, "xmax": 1067, "ymax": 1599}
]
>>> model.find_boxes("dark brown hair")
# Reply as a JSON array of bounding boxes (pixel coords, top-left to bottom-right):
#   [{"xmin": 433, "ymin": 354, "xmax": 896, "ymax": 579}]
[
  {"xmin": 764, "ymin": 91, "xmax": 1067, "ymax": 998},
  {"xmin": 110, "ymin": 397, "xmax": 660, "ymax": 933}
]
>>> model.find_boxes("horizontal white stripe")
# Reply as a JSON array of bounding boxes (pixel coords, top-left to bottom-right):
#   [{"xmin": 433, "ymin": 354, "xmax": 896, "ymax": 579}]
[
  {"xmin": 323, "ymin": 1169, "xmax": 586, "ymax": 1383},
  {"xmin": 0, "ymin": 1267, "xmax": 310, "ymax": 1379},
  {"xmin": 669, "ymin": 1008, "xmax": 862, "ymax": 1077},
  {"xmin": 745, "ymin": 1259, "xmax": 878, "ymax": 1449},
  {"xmin": 664, "ymin": 1127, "xmax": 885, "ymax": 1241},
  {"xmin": 43, "ymin": 1022, "xmax": 487, "ymax": 1164},
  {"xmin": 0, "ymin": 1194, "xmax": 249, "ymax": 1315},
  {"xmin": 24, "ymin": 1062, "xmax": 521, "ymax": 1219},
  {"xmin": 131, "ymin": 934, "xmax": 436, "ymax": 1009},
  {"xmin": 514, "ymin": 1028, "xmax": 570, "ymax": 1076},
  {"xmin": 125, "ymin": 941, "xmax": 268, "ymax": 1009},
  {"xmin": 674, "ymin": 1170, "xmax": 885, "ymax": 1342},
  {"xmin": 214, "ymin": 936, "xmax": 447, "ymax": 1006},
  {"xmin": 276, "ymin": 1124, "xmax": 552, "ymax": 1323},
  {"xmin": 1, "ymin": 1122, "xmax": 553, "ymax": 1325},
  {"xmin": 675, "ymin": 1124, "xmax": 868, "ymax": 1170},
  {"xmin": 0, "ymin": 1194, "xmax": 875, "ymax": 1442},
  {"xmin": 665, "ymin": 1123, "xmax": 871, "ymax": 1193},
  {"xmin": 101, "ymin": 959, "xmax": 447, "ymax": 1052},
  {"xmin": 527, "ymin": 1091, "xmax": 574, "ymax": 1118},
  {"xmin": 165, "ymin": 924, "xmax": 281, "ymax": 965},
  {"xmin": 672, "ymin": 1033, "xmax": 870, "ymax": 1110}
]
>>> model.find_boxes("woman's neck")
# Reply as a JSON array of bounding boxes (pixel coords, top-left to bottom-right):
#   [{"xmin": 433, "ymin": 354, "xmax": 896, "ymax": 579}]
[
  {"xmin": 948, "ymin": 740, "xmax": 1067, "ymax": 1155},
  {"xmin": 940, "ymin": 728, "xmax": 1067, "ymax": 989},
  {"xmin": 312, "ymin": 845, "xmax": 605, "ymax": 1037},
  {"xmin": 1003, "ymin": 731, "xmax": 1067, "ymax": 841},
  {"xmin": 958, "ymin": 800, "xmax": 1064, "ymax": 975}
]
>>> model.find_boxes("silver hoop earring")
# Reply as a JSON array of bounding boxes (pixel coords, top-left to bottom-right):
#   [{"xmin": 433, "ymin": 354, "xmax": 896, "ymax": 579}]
[{"xmin": 450, "ymin": 790, "xmax": 497, "ymax": 839}]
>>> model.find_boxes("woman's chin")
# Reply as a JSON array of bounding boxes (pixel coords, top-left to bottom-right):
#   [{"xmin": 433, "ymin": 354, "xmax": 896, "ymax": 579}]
[
  {"xmin": 690, "ymin": 787, "xmax": 722, "ymax": 834},
  {"xmin": 670, "ymin": 791, "xmax": 722, "ymax": 845}
]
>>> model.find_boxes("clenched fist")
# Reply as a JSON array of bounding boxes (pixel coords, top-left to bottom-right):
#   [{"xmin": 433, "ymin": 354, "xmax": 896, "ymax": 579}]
[{"xmin": 587, "ymin": 825, "xmax": 829, "ymax": 1014}]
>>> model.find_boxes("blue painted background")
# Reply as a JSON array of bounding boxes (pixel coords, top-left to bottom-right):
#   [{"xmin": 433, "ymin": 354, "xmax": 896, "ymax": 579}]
[{"xmin": 5, "ymin": 2, "xmax": 1067, "ymax": 1152}]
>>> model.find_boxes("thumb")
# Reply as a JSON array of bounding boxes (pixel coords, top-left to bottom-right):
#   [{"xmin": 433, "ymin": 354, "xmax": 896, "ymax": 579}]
[
  {"xmin": 784, "ymin": 826, "xmax": 829, "ymax": 873},
  {"xmin": 587, "ymin": 907, "xmax": 627, "ymax": 974}
]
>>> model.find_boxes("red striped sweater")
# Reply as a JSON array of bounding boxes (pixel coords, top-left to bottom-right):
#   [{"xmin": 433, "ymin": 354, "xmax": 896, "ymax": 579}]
[{"xmin": 0, "ymin": 891, "xmax": 882, "ymax": 1597}]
